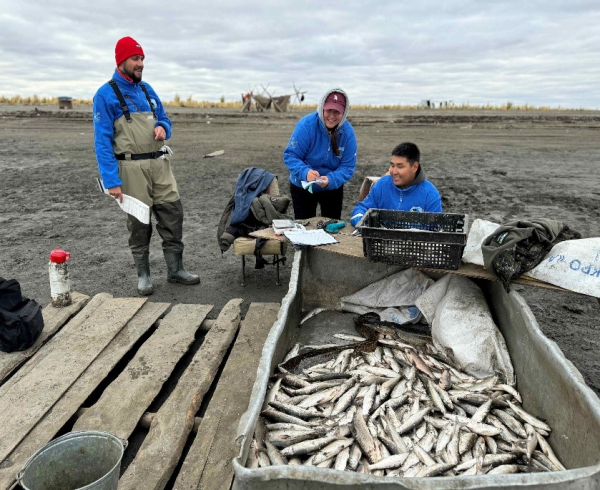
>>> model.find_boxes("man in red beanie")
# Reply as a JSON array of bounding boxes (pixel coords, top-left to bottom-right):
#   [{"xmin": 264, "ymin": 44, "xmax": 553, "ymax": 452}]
[{"xmin": 92, "ymin": 36, "xmax": 200, "ymax": 296}]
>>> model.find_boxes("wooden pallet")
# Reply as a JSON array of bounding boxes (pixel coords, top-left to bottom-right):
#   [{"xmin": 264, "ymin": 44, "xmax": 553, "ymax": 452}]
[{"xmin": 0, "ymin": 294, "xmax": 279, "ymax": 490}]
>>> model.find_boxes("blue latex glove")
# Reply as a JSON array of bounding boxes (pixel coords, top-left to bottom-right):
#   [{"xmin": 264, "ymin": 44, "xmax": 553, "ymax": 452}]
[{"xmin": 325, "ymin": 221, "xmax": 346, "ymax": 233}]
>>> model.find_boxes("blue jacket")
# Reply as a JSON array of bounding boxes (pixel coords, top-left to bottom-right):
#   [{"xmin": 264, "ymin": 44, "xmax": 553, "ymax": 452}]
[
  {"xmin": 92, "ymin": 70, "xmax": 172, "ymax": 189},
  {"xmin": 283, "ymin": 88, "xmax": 357, "ymax": 192},
  {"xmin": 350, "ymin": 172, "xmax": 442, "ymax": 227},
  {"xmin": 230, "ymin": 168, "xmax": 276, "ymax": 225}
]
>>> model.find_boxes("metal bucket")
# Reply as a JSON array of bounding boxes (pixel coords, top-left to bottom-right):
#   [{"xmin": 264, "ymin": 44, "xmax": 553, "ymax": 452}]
[{"xmin": 17, "ymin": 431, "xmax": 126, "ymax": 490}]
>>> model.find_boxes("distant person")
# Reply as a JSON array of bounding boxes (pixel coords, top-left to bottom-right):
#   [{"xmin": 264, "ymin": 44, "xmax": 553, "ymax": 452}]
[
  {"xmin": 283, "ymin": 89, "xmax": 357, "ymax": 220},
  {"xmin": 92, "ymin": 36, "xmax": 200, "ymax": 296},
  {"xmin": 350, "ymin": 142, "xmax": 442, "ymax": 227}
]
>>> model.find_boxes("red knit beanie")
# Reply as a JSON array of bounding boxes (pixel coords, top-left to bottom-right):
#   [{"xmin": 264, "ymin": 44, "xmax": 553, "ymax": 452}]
[{"xmin": 115, "ymin": 37, "xmax": 144, "ymax": 66}]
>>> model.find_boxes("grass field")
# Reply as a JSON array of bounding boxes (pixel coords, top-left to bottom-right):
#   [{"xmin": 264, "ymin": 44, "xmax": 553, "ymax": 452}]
[{"xmin": 0, "ymin": 94, "xmax": 586, "ymax": 111}]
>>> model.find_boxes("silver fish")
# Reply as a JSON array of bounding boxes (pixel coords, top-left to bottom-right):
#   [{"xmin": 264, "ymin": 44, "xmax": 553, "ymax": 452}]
[
  {"xmin": 280, "ymin": 435, "xmax": 338, "ymax": 457},
  {"xmin": 487, "ymin": 464, "xmax": 520, "ymax": 474},
  {"xmin": 261, "ymin": 408, "xmax": 313, "ymax": 428},
  {"xmin": 396, "ymin": 406, "xmax": 431, "ymax": 435},
  {"xmin": 267, "ymin": 429, "xmax": 327, "ymax": 448},
  {"xmin": 506, "ymin": 401, "xmax": 552, "ymax": 433},
  {"xmin": 265, "ymin": 440, "xmax": 288, "ymax": 466},
  {"xmin": 269, "ymin": 400, "xmax": 325, "ymax": 420},
  {"xmin": 352, "ymin": 410, "xmax": 378, "ymax": 464},
  {"xmin": 492, "ymin": 408, "xmax": 527, "ymax": 438},
  {"xmin": 416, "ymin": 461, "xmax": 457, "ymax": 477},
  {"xmin": 493, "ymin": 383, "xmax": 522, "ymax": 403},
  {"xmin": 347, "ymin": 442, "xmax": 362, "ymax": 470},
  {"xmin": 334, "ymin": 446, "xmax": 351, "ymax": 471},
  {"xmin": 312, "ymin": 438, "xmax": 354, "ymax": 465},
  {"xmin": 536, "ymin": 431, "xmax": 566, "ymax": 471},
  {"xmin": 257, "ymin": 449, "xmax": 271, "ymax": 467},
  {"xmin": 331, "ymin": 384, "xmax": 360, "ymax": 416},
  {"xmin": 368, "ymin": 453, "xmax": 409, "ymax": 471}
]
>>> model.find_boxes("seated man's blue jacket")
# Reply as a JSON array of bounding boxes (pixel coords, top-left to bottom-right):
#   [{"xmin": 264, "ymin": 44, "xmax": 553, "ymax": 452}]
[{"xmin": 350, "ymin": 169, "xmax": 442, "ymax": 227}]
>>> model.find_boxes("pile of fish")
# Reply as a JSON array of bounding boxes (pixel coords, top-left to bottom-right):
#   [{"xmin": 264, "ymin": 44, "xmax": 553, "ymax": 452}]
[{"xmin": 247, "ymin": 324, "xmax": 566, "ymax": 478}]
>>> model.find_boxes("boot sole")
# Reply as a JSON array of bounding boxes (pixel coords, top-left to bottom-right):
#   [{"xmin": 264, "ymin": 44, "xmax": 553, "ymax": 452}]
[
  {"xmin": 167, "ymin": 277, "xmax": 201, "ymax": 285},
  {"xmin": 138, "ymin": 287, "xmax": 154, "ymax": 296}
]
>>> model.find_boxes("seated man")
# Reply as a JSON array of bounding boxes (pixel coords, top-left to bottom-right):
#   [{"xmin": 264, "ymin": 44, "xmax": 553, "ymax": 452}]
[{"xmin": 350, "ymin": 142, "xmax": 442, "ymax": 227}]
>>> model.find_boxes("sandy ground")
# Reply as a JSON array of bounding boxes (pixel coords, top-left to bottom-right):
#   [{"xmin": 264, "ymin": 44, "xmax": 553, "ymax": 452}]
[{"xmin": 1, "ymin": 104, "xmax": 599, "ymax": 396}]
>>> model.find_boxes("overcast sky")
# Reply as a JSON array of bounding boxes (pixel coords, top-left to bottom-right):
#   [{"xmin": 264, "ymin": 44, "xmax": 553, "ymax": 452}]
[{"xmin": 1, "ymin": 0, "xmax": 599, "ymax": 108}]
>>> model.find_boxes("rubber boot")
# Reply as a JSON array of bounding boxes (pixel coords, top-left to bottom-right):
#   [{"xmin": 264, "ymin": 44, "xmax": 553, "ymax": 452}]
[
  {"xmin": 133, "ymin": 254, "xmax": 153, "ymax": 296},
  {"xmin": 164, "ymin": 250, "xmax": 200, "ymax": 285}
]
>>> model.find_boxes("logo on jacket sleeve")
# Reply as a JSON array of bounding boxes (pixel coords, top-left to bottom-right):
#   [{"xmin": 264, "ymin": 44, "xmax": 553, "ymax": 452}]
[
  {"xmin": 150, "ymin": 99, "xmax": 157, "ymax": 110},
  {"xmin": 93, "ymin": 111, "xmax": 101, "ymax": 123}
]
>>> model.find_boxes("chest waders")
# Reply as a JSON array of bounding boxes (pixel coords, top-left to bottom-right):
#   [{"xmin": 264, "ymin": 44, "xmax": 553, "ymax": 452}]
[{"xmin": 109, "ymin": 80, "xmax": 200, "ymax": 295}]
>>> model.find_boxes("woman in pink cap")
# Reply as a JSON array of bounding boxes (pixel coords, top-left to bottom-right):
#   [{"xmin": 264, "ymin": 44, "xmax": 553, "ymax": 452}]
[{"xmin": 283, "ymin": 88, "xmax": 357, "ymax": 219}]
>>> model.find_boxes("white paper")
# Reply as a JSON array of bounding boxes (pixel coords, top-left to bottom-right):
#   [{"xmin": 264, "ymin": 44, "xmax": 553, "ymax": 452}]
[
  {"xmin": 97, "ymin": 178, "xmax": 151, "ymax": 225},
  {"xmin": 301, "ymin": 179, "xmax": 326, "ymax": 193},
  {"xmin": 272, "ymin": 221, "xmax": 305, "ymax": 235},
  {"xmin": 283, "ymin": 229, "xmax": 338, "ymax": 247}
]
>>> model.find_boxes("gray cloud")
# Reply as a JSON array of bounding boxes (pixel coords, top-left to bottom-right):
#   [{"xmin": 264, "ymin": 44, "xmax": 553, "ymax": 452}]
[{"xmin": 1, "ymin": 1, "xmax": 599, "ymax": 108}]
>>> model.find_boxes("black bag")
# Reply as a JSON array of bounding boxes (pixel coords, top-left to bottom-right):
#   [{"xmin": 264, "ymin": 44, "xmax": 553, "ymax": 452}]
[{"xmin": 0, "ymin": 277, "xmax": 44, "ymax": 353}]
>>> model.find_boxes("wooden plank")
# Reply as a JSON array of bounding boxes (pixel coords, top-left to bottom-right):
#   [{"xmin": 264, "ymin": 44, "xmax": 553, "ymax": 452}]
[
  {"xmin": 252, "ymin": 221, "xmax": 575, "ymax": 294},
  {"xmin": 0, "ymin": 291, "xmax": 90, "ymax": 382},
  {"xmin": 0, "ymin": 293, "xmax": 111, "ymax": 391},
  {"xmin": 73, "ymin": 304, "xmax": 213, "ymax": 439},
  {"xmin": 0, "ymin": 301, "xmax": 168, "ymax": 490},
  {"xmin": 0, "ymin": 297, "xmax": 146, "ymax": 463},
  {"xmin": 174, "ymin": 302, "xmax": 279, "ymax": 490},
  {"xmin": 75, "ymin": 409, "xmax": 202, "ymax": 433},
  {"xmin": 119, "ymin": 298, "xmax": 244, "ymax": 490}
]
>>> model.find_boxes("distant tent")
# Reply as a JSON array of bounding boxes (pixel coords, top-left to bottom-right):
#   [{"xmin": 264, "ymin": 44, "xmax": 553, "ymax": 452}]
[
  {"xmin": 241, "ymin": 86, "xmax": 297, "ymax": 113},
  {"xmin": 252, "ymin": 94, "xmax": 272, "ymax": 111},
  {"xmin": 272, "ymin": 95, "xmax": 290, "ymax": 113}
]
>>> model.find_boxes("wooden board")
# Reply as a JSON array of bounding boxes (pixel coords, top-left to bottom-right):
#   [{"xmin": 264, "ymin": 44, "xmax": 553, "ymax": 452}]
[
  {"xmin": 118, "ymin": 298, "xmax": 244, "ymax": 490},
  {"xmin": 0, "ymin": 297, "xmax": 146, "ymax": 462},
  {"xmin": 0, "ymin": 293, "xmax": 111, "ymax": 392},
  {"xmin": 173, "ymin": 302, "xmax": 279, "ymax": 490},
  {"xmin": 250, "ymin": 220, "xmax": 571, "ymax": 294},
  {"xmin": 73, "ymin": 304, "xmax": 213, "ymax": 439},
  {"xmin": 0, "ymin": 301, "xmax": 168, "ymax": 490},
  {"xmin": 0, "ymin": 291, "xmax": 90, "ymax": 383}
]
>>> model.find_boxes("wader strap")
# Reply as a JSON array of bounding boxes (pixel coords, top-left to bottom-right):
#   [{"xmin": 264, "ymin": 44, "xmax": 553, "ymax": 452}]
[
  {"xmin": 108, "ymin": 80, "xmax": 132, "ymax": 123},
  {"xmin": 140, "ymin": 83, "xmax": 157, "ymax": 120}
]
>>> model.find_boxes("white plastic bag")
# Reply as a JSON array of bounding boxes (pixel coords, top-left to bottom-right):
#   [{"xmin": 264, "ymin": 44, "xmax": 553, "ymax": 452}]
[
  {"xmin": 462, "ymin": 218, "xmax": 600, "ymax": 298},
  {"xmin": 340, "ymin": 269, "xmax": 433, "ymax": 324},
  {"xmin": 527, "ymin": 238, "xmax": 600, "ymax": 298},
  {"xmin": 461, "ymin": 218, "xmax": 500, "ymax": 266},
  {"xmin": 415, "ymin": 274, "xmax": 515, "ymax": 384}
]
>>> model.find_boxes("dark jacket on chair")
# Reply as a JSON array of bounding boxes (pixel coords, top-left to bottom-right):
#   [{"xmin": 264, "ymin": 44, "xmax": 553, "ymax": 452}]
[
  {"xmin": 230, "ymin": 168, "xmax": 276, "ymax": 225},
  {"xmin": 218, "ymin": 169, "xmax": 291, "ymax": 253}
]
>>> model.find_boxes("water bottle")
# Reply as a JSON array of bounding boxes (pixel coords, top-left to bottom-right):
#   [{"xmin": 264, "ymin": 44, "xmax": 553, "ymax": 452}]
[{"xmin": 49, "ymin": 249, "xmax": 72, "ymax": 307}]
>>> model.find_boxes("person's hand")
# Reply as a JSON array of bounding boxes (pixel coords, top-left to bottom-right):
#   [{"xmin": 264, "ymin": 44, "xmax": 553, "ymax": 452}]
[
  {"xmin": 316, "ymin": 176, "xmax": 329, "ymax": 188},
  {"xmin": 154, "ymin": 126, "xmax": 166, "ymax": 141},
  {"xmin": 306, "ymin": 170, "xmax": 320, "ymax": 182},
  {"xmin": 108, "ymin": 186, "xmax": 123, "ymax": 203}
]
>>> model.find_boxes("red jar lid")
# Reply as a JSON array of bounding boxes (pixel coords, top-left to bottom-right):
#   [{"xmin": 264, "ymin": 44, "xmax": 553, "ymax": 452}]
[{"xmin": 50, "ymin": 249, "xmax": 70, "ymax": 263}]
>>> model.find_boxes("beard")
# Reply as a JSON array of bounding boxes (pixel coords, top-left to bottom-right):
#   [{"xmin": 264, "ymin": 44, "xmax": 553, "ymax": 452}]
[{"xmin": 121, "ymin": 66, "xmax": 142, "ymax": 83}]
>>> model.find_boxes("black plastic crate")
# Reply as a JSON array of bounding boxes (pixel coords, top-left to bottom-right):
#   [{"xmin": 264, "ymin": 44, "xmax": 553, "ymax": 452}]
[{"xmin": 359, "ymin": 209, "xmax": 468, "ymax": 270}]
